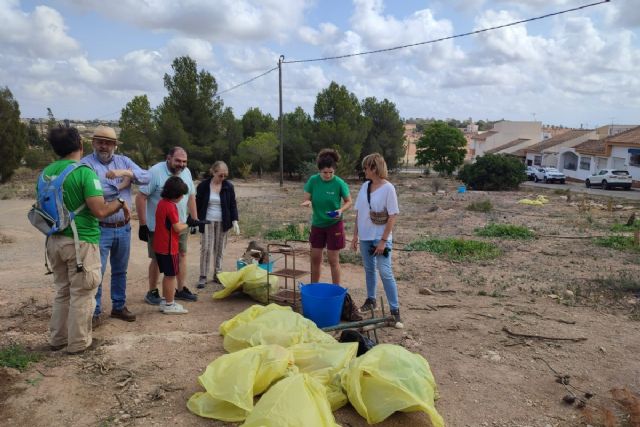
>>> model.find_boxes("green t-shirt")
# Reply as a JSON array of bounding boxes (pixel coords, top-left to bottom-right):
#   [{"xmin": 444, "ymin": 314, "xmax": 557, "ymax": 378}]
[
  {"xmin": 40, "ymin": 159, "xmax": 104, "ymax": 244},
  {"xmin": 303, "ymin": 174, "xmax": 350, "ymax": 228}
]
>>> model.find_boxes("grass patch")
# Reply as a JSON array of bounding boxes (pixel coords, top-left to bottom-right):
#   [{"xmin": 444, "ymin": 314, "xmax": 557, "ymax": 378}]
[
  {"xmin": 474, "ymin": 223, "xmax": 535, "ymax": 240},
  {"xmin": 0, "ymin": 344, "xmax": 41, "ymax": 371},
  {"xmin": 466, "ymin": 199, "xmax": 492, "ymax": 212},
  {"xmin": 405, "ymin": 238, "xmax": 501, "ymax": 261},
  {"xmin": 592, "ymin": 271, "xmax": 640, "ymax": 295},
  {"xmin": 263, "ymin": 223, "xmax": 310, "ymax": 241},
  {"xmin": 593, "ymin": 235, "xmax": 640, "ymax": 252},
  {"xmin": 611, "ymin": 220, "xmax": 640, "ymax": 232},
  {"xmin": 339, "ymin": 250, "xmax": 362, "ymax": 265}
]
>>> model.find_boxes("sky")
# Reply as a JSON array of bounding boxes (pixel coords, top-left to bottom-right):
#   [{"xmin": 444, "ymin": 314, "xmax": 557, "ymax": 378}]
[{"xmin": 1, "ymin": 0, "xmax": 639, "ymax": 129}]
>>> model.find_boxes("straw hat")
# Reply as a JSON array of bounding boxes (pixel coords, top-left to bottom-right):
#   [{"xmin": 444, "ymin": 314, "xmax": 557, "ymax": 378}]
[{"xmin": 92, "ymin": 125, "xmax": 122, "ymax": 144}]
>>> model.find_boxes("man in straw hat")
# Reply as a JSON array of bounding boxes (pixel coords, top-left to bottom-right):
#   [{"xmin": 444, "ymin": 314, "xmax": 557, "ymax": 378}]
[{"xmin": 81, "ymin": 125, "xmax": 149, "ymax": 325}]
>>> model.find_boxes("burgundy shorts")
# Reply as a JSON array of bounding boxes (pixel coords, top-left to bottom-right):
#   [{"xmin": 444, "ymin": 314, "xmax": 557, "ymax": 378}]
[
  {"xmin": 309, "ymin": 221, "xmax": 345, "ymax": 250},
  {"xmin": 156, "ymin": 253, "xmax": 179, "ymax": 277}
]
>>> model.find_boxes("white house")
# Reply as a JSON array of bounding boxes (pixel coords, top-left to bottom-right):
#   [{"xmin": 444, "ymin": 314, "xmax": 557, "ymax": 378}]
[
  {"xmin": 470, "ymin": 120, "xmax": 542, "ymax": 158},
  {"xmin": 520, "ymin": 129, "xmax": 596, "ymax": 167}
]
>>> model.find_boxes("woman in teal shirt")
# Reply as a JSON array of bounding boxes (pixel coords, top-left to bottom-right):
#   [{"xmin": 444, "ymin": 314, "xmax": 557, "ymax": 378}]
[{"xmin": 302, "ymin": 149, "xmax": 352, "ymax": 285}]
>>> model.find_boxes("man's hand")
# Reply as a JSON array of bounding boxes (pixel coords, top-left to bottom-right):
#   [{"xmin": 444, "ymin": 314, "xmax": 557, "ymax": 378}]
[
  {"xmin": 105, "ymin": 169, "xmax": 133, "ymax": 179},
  {"xmin": 122, "ymin": 201, "xmax": 131, "ymax": 222},
  {"xmin": 232, "ymin": 220, "xmax": 240, "ymax": 235},
  {"xmin": 300, "ymin": 200, "xmax": 311, "ymax": 207},
  {"xmin": 138, "ymin": 224, "xmax": 149, "ymax": 242}
]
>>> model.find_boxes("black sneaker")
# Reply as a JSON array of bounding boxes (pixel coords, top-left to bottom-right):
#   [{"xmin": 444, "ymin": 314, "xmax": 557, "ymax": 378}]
[
  {"xmin": 175, "ymin": 286, "xmax": 198, "ymax": 302},
  {"xmin": 390, "ymin": 308, "xmax": 404, "ymax": 329},
  {"xmin": 144, "ymin": 289, "xmax": 163, "ymax": 305},
  {"xmin": 197, "ymin": 276, "xmax": 206, "ymax": 289},
  {"xmin": 359, "ymin": 297, "xmax": 377, "ymax": 313}
]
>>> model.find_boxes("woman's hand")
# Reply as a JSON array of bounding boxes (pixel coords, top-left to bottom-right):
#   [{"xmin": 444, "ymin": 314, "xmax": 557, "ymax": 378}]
[
  {"xmin": 350, "ymin": 238, "xmax": 358, "ymax": 251},
  {"xmin": 374, "ymin": 240, "xmax": 386, "ymax": 255},
  {"xmin": 300, "ymin": 200, "xmax": 311, "ymax": 207}
]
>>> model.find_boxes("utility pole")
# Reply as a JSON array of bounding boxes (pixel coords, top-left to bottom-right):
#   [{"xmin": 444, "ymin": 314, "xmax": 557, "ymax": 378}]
[{"xmin": 278, "ymin": 55, "xmax": 285, "ymax": 187}]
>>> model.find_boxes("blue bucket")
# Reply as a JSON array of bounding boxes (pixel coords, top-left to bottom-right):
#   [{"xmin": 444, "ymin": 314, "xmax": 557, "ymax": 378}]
[
  {"xmin": 236, "ymin": 259, "xmax": 274, "ymax": 272},
  {"xmin": 457, "ymin": 185, "xmax": 466, "ymax": 193},
  {"xmin": 300, "ymin": 283, "xmax": 347, "ymax": 328}
]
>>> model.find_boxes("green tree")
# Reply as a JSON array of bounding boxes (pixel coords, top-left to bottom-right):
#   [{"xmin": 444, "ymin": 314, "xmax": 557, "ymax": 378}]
[
  {"xmin": 23, "ymin": 123, "xmax": 53, "ymax": 169},
  {"xmin": 283, "ymin": 107, "xmax": 314, "ymax": 177},
  {"xmin": 211, "ymin": 107, "xmax": 243, "ymax": 170},
  {"xmin": 313, "ymin": 82, "xmax": 370, "ymax": 168},
  {"xmin": 235, "ymin": 132, "xmax": 278, "ymax": 177},
  {"xmin": 458, "ymin": 154, "xmax": 526, "ymax": 191},
  {"xmin": 46, "ymin": 107, "xmax": 57, "ymax": 132},
  {"xmin": 157, "ymin": 56, "xmax": 223, "ymax": 177},
  {"xmin": 415, "ymin": 121, "xmax": 467, "ymax": 175},
  {"xmin": 0, "ymin": 87, "xmax": 27, "ymax": 182},
  {"xmin": 119, "ymin": 95, "xmax": 159, "ymax": 168},
  {"xmin": 241, "ymin": 107, "xmax": 275, "ymax": 139},
  {"xmin": 361, "ymin": 97, "xmax": 405, "ymax": 170}
]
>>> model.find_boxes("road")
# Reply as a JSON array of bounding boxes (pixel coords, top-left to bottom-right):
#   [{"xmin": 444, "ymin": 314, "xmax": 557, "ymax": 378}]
[{"xmin": 522, "ymin": 180, "xmax": 640, "ymax": 201}]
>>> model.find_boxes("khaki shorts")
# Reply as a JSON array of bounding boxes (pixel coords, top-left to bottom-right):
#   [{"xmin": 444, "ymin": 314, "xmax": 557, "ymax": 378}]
[{"xmin": 147, "ymin": 231, "xmax": 188, "ymax": 259}]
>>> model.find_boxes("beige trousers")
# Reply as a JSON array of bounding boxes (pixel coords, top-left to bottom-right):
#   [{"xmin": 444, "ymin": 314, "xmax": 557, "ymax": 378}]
[{"xmin": 47, "ymin": 235, "xmax": 102, "ymax": 353}]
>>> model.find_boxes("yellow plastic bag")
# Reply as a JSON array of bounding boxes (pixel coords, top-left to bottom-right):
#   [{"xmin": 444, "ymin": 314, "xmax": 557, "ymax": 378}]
[
  {"xmin": 221, "ymin": 304, "xmax": 336, "ymax": 353},
  {"xmin": 518, "ymin": 195, "xmax": 549, "ymax": 205},
  {"xmin": 219, "ymin": 303, "xmax": 289, "ymax": 337},
  {"xmin": 187, "ymin": 344, "xmax": 294, "ymax": 421},
  {"xmin": 241, "ymin": 373, "xmax": 339, "ymax": 427},
  {"xmin": 341, "ymin": 344, "xmax": 444, "ymax": 426},
  {"xmin": 290, "ymin": 342, "xmax": 358, "ymax": 411},
  {"xmin": 214, "ymin": 264, "xmax": 278, "ymax": 303}
]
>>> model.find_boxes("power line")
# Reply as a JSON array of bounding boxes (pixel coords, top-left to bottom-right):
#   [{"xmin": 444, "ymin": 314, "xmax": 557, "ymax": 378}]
[
  {"xmin": 283, "ymin": 0, "xmax": 611, "ymax": 64},
  {"xmin": 217, "ymin": 66, "xmax": 279, "ymax": 96}
]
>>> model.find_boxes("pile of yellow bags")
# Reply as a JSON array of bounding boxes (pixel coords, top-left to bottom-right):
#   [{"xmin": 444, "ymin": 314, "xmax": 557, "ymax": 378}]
[
  {"xmin": 187, "ymin": 304, "xmax": 444, "ymax": 426},
  {"xmin": 518, "ymin": 195, "xmax": 549, "ymax": 205},
  {"xmin": 213, "ymin": 264, "xmax": 279, "ymax": 304}
]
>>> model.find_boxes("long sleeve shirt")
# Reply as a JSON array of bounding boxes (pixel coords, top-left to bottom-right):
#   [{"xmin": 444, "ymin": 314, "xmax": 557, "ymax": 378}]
[{"xmin": 81, "ymin": 152, "xmax": 150, "ymax": 224}]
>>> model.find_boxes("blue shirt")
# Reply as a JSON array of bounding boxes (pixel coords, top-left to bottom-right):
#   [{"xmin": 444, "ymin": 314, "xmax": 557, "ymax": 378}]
[
  {"xmin": 139, "ymin": 162, "xmax": 195, "ymax": 232},
  {"xmin": 81, "ymin": 152, "xmax": 150, "ymax": 224}
]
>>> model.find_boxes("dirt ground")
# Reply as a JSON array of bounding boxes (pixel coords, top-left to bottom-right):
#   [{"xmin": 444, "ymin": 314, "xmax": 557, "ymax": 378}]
[{"xmin": 1, "ymin": 174, "xmax": 639, "ymax": 427}]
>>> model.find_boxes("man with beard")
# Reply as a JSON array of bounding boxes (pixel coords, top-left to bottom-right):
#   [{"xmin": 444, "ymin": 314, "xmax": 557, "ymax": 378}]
[
  {"xmin": 81, "ymin": 126, "xmax": 150, "ymax": 325},
  {"xmin": 135, "ymin": 147, "xmax": 199, "ymax": 305}
]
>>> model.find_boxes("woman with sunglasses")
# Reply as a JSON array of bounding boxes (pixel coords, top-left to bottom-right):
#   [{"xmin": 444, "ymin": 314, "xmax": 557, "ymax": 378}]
[
  {"xmin": 195, "ymin": 161, "xmax": 239, "ymax": 288},
  {"xmin": 302, "ymin": 148, "xmax": 352, "ymax": 285}
]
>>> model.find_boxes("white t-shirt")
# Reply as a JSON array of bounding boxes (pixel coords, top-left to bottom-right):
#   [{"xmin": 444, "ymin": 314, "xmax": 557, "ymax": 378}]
[
  {"xmin": 206, "ymin": 191, "xmax": 222, "ymax": 222},
  {"xmin": 354, "ymin": 180, "xmax": 400, "ymax": 241}
]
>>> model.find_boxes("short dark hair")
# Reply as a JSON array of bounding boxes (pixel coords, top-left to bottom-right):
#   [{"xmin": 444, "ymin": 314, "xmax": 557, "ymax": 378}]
[
  {"xmin": 316, "ymin": 148, "xmax": 340, "ymax": 170},
  {"xmin": 48, "ymin": 127, "xmax": 82, "ymax": 157},
  {"xmin": 168, "ymin": 146, "xmax": 187, "ymax": 157},
  {"xmin": 161, "ymin": 176, "xmax": 188, "ymax": 199}
]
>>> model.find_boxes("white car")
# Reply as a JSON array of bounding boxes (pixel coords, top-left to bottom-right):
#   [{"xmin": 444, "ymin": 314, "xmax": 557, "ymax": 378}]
[
  {"xmin": 585, "ymin": 169, "xmax": 633, "ymax": 190},
  {"xmin": 525, "ymin": 166, "xmax": 538, "ymax": 181},
  {"xmin": 533, "ymin": 167, "xmax": 566, "ymax": 184}
]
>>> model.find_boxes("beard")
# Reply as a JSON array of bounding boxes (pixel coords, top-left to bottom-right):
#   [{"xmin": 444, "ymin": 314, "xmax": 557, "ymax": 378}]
[
  {"xmin": 167, "ymin": 162, "xmax": 185, "ymax": 175},
  {"xmin": 97, "ymin": 151, "xmax": 113, "ymax": 163}
]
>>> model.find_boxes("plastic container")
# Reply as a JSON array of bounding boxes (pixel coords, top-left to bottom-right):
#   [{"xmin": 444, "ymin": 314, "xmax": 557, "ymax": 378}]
[
  {"xmin": 300, "ymin": 283, "xmax": 347, "ymax": 328},
  {"xmin": 236, "ymin": 259, "xmax": 274, "ymax": 273},
  {"xmin": 457, "ymin": 185, "xmax": 466, "ymax": 193}
]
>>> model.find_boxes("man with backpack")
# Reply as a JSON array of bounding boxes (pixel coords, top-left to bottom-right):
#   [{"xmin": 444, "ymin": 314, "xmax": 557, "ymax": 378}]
[
  {"xmin": 81, "ymin": 126, "xmax": 149, "ymax": 325},
  {"xmin": 34, "ymin": 127, "xmax": 130, "ymax": 354}
]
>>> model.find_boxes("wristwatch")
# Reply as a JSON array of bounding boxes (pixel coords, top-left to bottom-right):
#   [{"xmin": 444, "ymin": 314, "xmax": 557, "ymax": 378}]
[{"xmin": 117, "ymin": 197, "xmax": 125, "ymax": 206}]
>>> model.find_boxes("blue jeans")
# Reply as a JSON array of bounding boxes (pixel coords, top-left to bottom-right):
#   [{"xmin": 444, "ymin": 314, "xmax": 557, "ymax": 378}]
[
  {"xmin": 358, "ymin": 239, "xmax": 399, "ymax": 310},
  {"xmin": 95, "ymin": 224, "xmax": 131, "ymax": 315}
]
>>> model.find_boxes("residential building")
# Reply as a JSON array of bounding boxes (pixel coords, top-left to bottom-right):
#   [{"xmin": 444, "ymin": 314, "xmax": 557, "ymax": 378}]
[
  {"xmin": 520, "ymin": 129, "xmax": 595, "ymax": 167},
  {"xmin": 469, "ymin": 120, "xmax": 542, "ymax": 159}
]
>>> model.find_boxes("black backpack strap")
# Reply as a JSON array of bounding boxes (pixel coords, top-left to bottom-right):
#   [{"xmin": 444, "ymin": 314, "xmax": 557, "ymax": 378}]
[{"xmin": 366, "ymin": 180, "xmax": 373, "ymax": 209}]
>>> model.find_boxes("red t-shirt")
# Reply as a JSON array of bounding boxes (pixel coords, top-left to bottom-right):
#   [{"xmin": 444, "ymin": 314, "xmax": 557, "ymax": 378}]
[{"xmin": 153, "ymin": 199, "xmax": 180, "ymax": 255}]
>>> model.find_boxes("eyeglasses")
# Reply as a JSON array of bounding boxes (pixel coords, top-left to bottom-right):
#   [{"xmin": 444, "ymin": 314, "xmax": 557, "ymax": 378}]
[{"xmin": 216, "ymin": 174, "xmax": 227, "ymax": 178}]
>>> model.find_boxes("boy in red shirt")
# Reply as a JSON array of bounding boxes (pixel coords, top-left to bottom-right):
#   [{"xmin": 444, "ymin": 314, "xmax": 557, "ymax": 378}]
[{"xmin": 153, "ymin": 176, "xmax": 190, "ymax": 314}]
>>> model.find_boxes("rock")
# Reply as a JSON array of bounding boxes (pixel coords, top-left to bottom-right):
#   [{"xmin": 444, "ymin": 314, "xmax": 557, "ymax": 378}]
[
  {"xmin": 564, "ymin": 289, "xmax": 574, "ymax": 298},
  {"xmin": 120, "ymin": 414, "xmax": 131, "ymax": 420},
  {"xmin": 427, "ymin": 205, "xmax": 439, "ymax": 212},
  {"xmin": 547, "ymin": 294, "xmax": 559, "ymax": 299},
  {"xmin": 419, "ymin": 287, "xmax": 434, "ymax": 295}
]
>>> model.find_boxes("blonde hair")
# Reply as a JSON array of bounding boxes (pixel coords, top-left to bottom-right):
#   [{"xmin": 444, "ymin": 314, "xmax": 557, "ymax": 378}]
[
  {"xmin": 361, "ymin": 153, "xmax": 388, "ymax": 179},
  {"xmin": 210, "ymin": 161, "xmax": 228, "ymax": 174}
]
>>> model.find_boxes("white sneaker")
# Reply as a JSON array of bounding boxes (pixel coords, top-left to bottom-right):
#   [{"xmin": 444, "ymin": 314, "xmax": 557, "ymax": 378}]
[{"xmin": 161, "ymin": 302, "xmax": 188, "ymax": 315}]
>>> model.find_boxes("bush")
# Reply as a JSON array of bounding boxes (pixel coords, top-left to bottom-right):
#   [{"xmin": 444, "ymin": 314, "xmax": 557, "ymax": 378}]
[
  {"xmin": 0, "ymin": 344, "xmax": 41, "ymax": 371},
  {"xmin": 263, "ymin": 223, "xmax": 310, "ymax": 241},
  {"xmin": 405, "ymin": 237, "xmax": 502, "ymax": 261},
  {"xmin": 458, "ymin": 154, "xmax": 526, "ymax": 191},
  {"xmin": 593, "ymin": 235, "xmax": 640, "ymax": 252},
  {"xmin": 474, "ymin": 223, "xmax": 535, "ymax": 239},
  {"xmin": 466, "ymin": 199, "xmax": 493, "ymax": 212}
]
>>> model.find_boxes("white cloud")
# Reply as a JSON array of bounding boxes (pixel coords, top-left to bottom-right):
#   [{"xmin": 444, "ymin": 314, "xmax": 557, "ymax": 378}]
[
  {"xmin": 298, "ymin": 23, "xmax": 340, "ymax": 46},
  {"xmin": 166, "ymin": 37, "xmax": 216, "ymax": 66},
  {"xmin": 61, "ymin": 0, "xmax": 312, "ymax": 42},
  {"xmin": 0, "ymin": 1, "xmax": 79, "ymax": 58}
]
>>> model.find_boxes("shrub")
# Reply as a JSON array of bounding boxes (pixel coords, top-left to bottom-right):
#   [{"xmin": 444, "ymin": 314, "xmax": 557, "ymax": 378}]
[
  {"xmin": 238, "ymin": 162, "xmax": 253, "ymax": 180},
  {"xmin": 263, "ymin": 223, "xmax": 310, "ymax": 241},
  {"xmin": 593, "ymin": 235, "xmax": 640, "ymax": 252},
  {"xmin": 466, "ymin": 199, "xmax": 493, "ymax": 212},
  {"xmin": 0, "ymin": 344, "xmax": 41, "ymax": 371},
  {"xmin": 475, "ymin": 223, "xmax": 535, "ymax": 239},
  {"xmin": 431, "ymin": 177, "xmax": 445, "ymax": 192},
  {"xmin": 458, "ymin": 154, "xmax": 526, "ymax": 191},
  {"xmin": 405, "ymin": 237, "xmax": 501, "ymax": 261}
]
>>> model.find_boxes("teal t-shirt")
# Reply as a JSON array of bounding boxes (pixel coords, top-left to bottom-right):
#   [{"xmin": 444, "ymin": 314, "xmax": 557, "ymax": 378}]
[
  {"xmin": 303, "ymin": 174, "xmax": 350, "ymax": 228},
  {"xmin": 40, "ymin": 159, "xmax": 104, "ymax": 244}
]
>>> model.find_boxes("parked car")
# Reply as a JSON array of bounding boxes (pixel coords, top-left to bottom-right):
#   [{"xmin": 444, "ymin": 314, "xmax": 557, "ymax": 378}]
[
  {"xmin": 525, "ymin": 166, "xmax": 538, "ymax": 181},
  {"xmin": 533, "ymin": 167, "xmax": 566, "ymax": 184},
  {"xmin": 585, "ymin": 169, "xmax": 632, "ymax": 190}
]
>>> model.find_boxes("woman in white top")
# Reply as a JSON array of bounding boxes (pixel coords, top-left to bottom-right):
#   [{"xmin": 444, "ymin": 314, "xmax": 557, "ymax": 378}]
[
  {"xmin": 351, "ymin": 153, "xmax": 403, "ymax": 328},
  {"xmin": 195, "ymin": 161, "xmax": 240, "ymax": 288}
]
